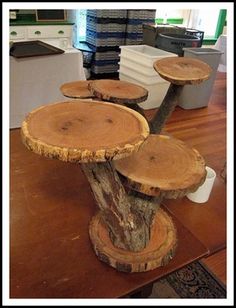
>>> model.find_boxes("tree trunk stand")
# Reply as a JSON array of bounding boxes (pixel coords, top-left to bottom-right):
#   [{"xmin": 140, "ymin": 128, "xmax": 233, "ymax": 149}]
[{"xmin": 21, "ymin": 99, "xmax": 177, "ymax": 272}]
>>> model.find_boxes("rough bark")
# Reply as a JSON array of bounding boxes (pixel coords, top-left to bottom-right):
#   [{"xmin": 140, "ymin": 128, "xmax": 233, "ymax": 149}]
[
  {"xmin": 149, "ymin": 84, "xmax": 183, "ymax": 134},
  {"xmin": 81, "ymin": 161, "xmax": 160, "ymax": 252}
]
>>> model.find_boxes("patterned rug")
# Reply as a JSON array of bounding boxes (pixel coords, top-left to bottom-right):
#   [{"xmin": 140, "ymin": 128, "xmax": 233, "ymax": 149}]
[{"xmin": 149, "ymin": 261, "xmax": 226, "ymax": 298}]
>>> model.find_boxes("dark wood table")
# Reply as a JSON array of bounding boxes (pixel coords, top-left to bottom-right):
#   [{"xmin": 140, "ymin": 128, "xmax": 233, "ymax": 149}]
[{"xmin": 10, "ymin": 129, "xmax": 208, "ymax": 298}]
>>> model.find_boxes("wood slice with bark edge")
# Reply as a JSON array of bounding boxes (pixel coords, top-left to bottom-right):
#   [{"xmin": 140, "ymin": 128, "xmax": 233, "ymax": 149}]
[
  {"xmin": 153, "ymin": 57, "xmax": 212, "ymax": 85},
  {"xmin": 89, "ymin": 208, "xmax": 177, "ymax": 272},
  {"xmin": 60, "ymin": 80, "xmax": 95, "ymax": 99},
  {"xmin": 150, "ymin": 57, "xmax": 212, "ymax": 134},
  {"xmin": 88, "ymin": 79, "xmax": 148, "ymax": 105},
  {"xmin": 114, "ymin": 134, "xmax": 206, "ymax": 199},
  {"xmin": 21, "ymin": 100, "xmax": 149, "ymax": 163}
]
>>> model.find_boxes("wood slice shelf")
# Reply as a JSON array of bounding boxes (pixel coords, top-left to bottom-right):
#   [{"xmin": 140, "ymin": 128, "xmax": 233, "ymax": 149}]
[
  {"xmin": 89, "ymin": 208, "xmax": 177, "ymax": 272},
  {"xmin": 21, "ymin": 100, "xmax": 149, "ymax": 163},
  {"xmin": 88, "ymin": 79, "xmax": 148, "ymax": 105},
  {"xmin": 114, "ymin": 134, "xmax": 206, "ymax": 198},
  {"xmin": 153, "ymin": 56, "xmax": 212, "ymax": 85},
  {"xmin": 60, "ymin": 80, "xmax": 95, "ymax": 99},
  {"xmin": 150, "ymin": 57, "xmax": 212, "ymax": 134}
]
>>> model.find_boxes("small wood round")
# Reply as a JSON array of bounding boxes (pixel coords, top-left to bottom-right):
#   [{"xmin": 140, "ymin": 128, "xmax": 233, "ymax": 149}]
[
  {"xmin": 153, "ymin": 57, "xmax": 212, "ymax": 85},
  {"xmin": 114, "ymin": 134, "xmax": 206, "ymax": 198},
  {"xmin": 21, "ymin": 100, "xmax": 149, "ymax": 163},
  {"xmin": 88, "ymin": 79, "xmax": 148, "ymax": 104},
  {"xmin": 89, "ymin": 208, "xmax": 177, "ymax": 272},
  {"xmin": 60, "ymin": 80, "xmax": 95, "ymax": 99}
]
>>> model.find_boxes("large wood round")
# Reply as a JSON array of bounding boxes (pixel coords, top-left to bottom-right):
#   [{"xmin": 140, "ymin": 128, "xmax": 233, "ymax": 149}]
[
  {"xmin": 88, "ymin": 79, "xmax": 148, "ymax": 104},
  {"xmin": 114, "ymin": 134, "xmax": 206, "ymax": 198},
  {"xmin": 89, "ymin": 208, "xmax": 177, "ymax": 272},
  {"xmin": 153, "ymin": 57, "xmax": 212, "ymax": 85},
  {"xmin": 21, "ymin": 100, "xmax": 149, "ymax": 163},
  {"xmin": 60, "ymin": 80, "xmax": 95, "ymax": 99}
]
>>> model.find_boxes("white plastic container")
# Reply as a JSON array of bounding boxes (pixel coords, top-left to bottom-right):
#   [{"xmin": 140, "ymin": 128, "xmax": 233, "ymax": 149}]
[
  {"xmin": 119, "ymin": 55, "xmax": 162, "ymax": 78},
  {"xmin": 119, "ymin": 70, "xmax": 170, "ymax": 110},
  {"xmin": 178, "ymin": 47, "xmax": 223, "ymax": 109},
  {"xmin": 119, "ymin": 62, "xmax": 163, "ymax": 83},
  {"xmin": 119, "ymin": 45, "xmax": 177, "ymax": 67}
]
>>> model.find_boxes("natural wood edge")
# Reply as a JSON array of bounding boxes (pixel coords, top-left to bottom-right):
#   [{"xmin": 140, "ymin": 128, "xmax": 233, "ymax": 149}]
[
  {"xmin": 156, "ymin": 72, "xmax": 210, "ymax": 85},
  {"xmin": 88, "ymin": 82, "xmax": 148, "ymax": 105},
  {"xmin": 153, "ymin": 57, "xmax": 212, "ymax": 85},
  {"xmin": 115, "ymin": 139, "xmax": 207, "ymax": 198},
  {"xmin": 89, "ymin": 208, "xmax": 177, "ymax": 273},
  {"xmin": 21, "ymin": 101, "xmax": 150, "ymax": 163},
  {"xmin": 117, "ymin": 163, "xmax": 207, "ymax": 199},
  {"xmin": 61, "ymin": 93, "xmax": 95, "ymax": 99},
  {"xmin": 60, "ymin": 81, "xmax": 95, "ymax": 99}
]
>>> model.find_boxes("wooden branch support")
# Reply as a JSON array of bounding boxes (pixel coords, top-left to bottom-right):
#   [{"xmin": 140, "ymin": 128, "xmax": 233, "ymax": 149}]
[
  {"xmin": 81, "ymin": 162, "xmax": 161, "ymax": 252},
  {"xmin": 149, "ymin": 83, "xmax": 183, "ymax": 134}
]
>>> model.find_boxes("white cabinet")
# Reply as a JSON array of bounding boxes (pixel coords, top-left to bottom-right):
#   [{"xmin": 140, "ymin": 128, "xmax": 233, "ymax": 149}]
[
  {"xmin": 9, "ymin": 25, "xmax": 74, "ymax": 50},
  {"xmin": 10, "ymin": 26, "xmax": 26, "ymax": 40}
]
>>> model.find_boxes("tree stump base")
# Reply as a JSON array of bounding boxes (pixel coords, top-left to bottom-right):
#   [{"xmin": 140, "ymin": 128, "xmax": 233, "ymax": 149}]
[{"xmin": 89, "ymin": 208, "xmax": 177, "ymax": 272}]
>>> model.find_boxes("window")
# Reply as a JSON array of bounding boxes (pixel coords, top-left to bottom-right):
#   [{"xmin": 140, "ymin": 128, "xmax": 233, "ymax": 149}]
[
  {"xmin": 76, "ymin": 9, "xmax": 87, "ymax": 42},
  {"xmin": 155, "ymin": 9, "xmax": 227, "ymax": 45}
]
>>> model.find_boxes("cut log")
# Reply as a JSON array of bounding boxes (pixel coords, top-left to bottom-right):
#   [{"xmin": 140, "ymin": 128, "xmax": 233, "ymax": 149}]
[
  {"xmin": 21, "ymin": 100, "xmax": 149, "ymax": 163},
  {"xmin": 89, "ymin": 208, "xmax": 177, "ymax": 272},
  {"xmin": 88, "ymin": 79, "xmax": 148, "ymax": 105},
  {"xmin": 114, "ymin": 134, "xmax": 206, "ymax": 199},
  {"xmin": 60, "ymin": 80, "xmax": 95, "ymax": 99},
  {"xmin": 153, "ymin": 57, "xmax": 212, "ymax": 85},
  {"xmin": 82, "ymin": 162, "xmax": 160, "ymax": 252}
]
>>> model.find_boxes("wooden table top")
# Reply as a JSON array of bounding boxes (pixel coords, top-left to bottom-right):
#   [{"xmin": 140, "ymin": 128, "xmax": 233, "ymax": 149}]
[{"xmin": 10, "ymin": 129, "xmax": 207, "ymax": 298}]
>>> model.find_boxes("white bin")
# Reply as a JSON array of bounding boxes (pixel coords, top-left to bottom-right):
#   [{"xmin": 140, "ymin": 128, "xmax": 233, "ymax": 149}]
[
  {"xmin": 119, "ymin": 70, "xmax": 170, "ymax": 110},
  {"xmin": 119, "ymin": 45, "xmax": 176, "ymax": 109},
  {"xmin": 120, "ymin": 44, "xmax": 177, "ymax": 67},
  {"xmin": 178, "ymin": 47, "xmax": 223, "ymax": 109},
  {"xmin": 119, "ymin": 62, "xmax": 163, "ymax": 83}
]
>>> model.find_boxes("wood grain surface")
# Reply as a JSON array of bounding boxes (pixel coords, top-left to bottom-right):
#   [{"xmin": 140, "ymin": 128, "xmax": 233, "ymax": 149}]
[
  {"xmin": 89, "ymin": 208, "xmax": 177, "ymax": 272},
  {"xmin": 153, "ymin": 57, "xmax": 212, "ymax": 85},
  {"xmin": 21, "ymin": 100, "xmax": 149, "ymax": 163},
  {"xmin": 60, "ymin": 80, "xmax": 95, "ymax": 99},
  {"xmin": 88, "ymin": 79, "xmax": 148, "ymax": 104},
  {"xmin": 115, "ymin": 134, "xmax": 206, "ymax": 198}
]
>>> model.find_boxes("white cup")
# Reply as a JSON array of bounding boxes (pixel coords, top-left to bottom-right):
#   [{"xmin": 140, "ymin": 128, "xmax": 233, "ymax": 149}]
[{"xmin": 186, "ymin": 166, "xmax": 216, "ymax": 203}]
